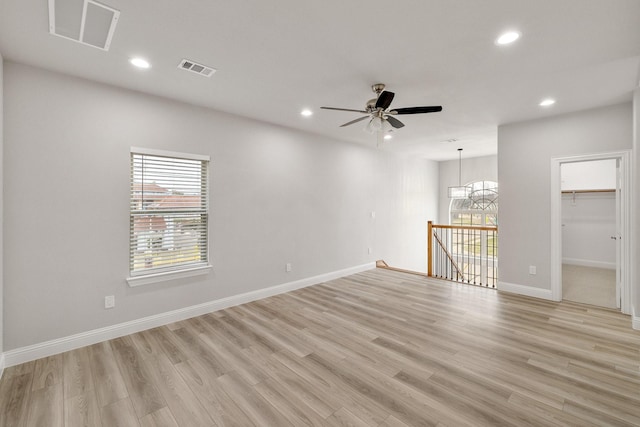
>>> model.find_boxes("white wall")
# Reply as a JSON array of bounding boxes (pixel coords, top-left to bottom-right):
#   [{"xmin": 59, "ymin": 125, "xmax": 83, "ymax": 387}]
[
  {"xmin": 0, "ymin": 53, "xmax": 4, "ymax": 361},
  {"xmin": 634, "ymin": 88, "xmax": 640, "ymax": 320},
  {"xmin": 3, "ymin": 62, "xmax": 438, "ymax": 350},
  {"xmin": 561, "ymin": 193, "xmax": 616, "ymax": 268},
  {"xmin": 498, "ymin": 103, "xmax": 632, "ymax": 293},
  {"xmin": 437, "ymin": 155, "xmax": 497, "ymax": 224},
  {"xmin": 561, "ymin": 160, "xmax": 617, "ymax": 268},
  {"xmin": 561, "ymin": 159, "xmax": 617, "ymax": 191}
]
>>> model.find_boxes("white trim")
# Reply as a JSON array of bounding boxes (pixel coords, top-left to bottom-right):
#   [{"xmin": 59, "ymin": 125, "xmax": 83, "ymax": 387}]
[
  {"xmin": 633, "ymin": 307, "xmax": 640, "ymax": 331},
  {"xmin": 2, "ymin": 263, "xmax": 375, "ymax": 367},
  {"xmin": 127, "ymin": 264, "xmax": 212, "ymax": 287},
  {"xmin": 550, "ymin": 150, "xmax": 632, "ymax": 312},
  {"xmin": 562, "ymin": 258, "xmax": 616, "ymax": 270},
  {"xmin": 130, "ymin": 146, "xmax": 210, "ymax": 161},
  {"xmin": 498, "ymin": 281, "xmax": 554, "ymax": 300},
  {"xmin": 0, "ymin": 353, "xmax": 5, "ymax": 380}
]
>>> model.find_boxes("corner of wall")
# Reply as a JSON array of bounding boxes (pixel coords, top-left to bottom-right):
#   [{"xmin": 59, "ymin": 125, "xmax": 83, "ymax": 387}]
[{"xmin": 1, "ymin": 51, "xmax": 5, "ymax": 368}]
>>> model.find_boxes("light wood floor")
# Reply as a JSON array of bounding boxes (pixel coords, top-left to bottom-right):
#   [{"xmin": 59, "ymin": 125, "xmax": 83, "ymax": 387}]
[{"xmin": 1, "ymin": 268, "xmax": 639, "ymax": 426}]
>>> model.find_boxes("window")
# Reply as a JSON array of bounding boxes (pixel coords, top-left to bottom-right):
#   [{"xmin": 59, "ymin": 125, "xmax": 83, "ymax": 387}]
[
  {"xmin": 128, "ymin": 147, "xmax": 210, "ymax": 284},
  {"xmin": 450, "ymin": 180, "xmax": 498, "ymax": 226}
]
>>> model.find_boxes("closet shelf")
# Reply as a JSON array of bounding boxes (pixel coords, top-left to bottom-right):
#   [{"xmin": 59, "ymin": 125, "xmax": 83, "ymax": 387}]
[{"xmin": 561, "ymin": 189, "xmax": 615, "ymax": 194}]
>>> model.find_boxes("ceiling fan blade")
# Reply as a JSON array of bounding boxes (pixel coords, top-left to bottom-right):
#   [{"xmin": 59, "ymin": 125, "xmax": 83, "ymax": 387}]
[
  {"xmin": 321, "ymin": 106, "xmax": 368, "ymax": 113},
  {"xmin": 340, "ymin": 116, "xmax": 370, "ymax": 127},
  {"xmin": 375, "ymin": 91, "xmax": 395, "ymax": 110},
  {"xmin": 391, "ymin": 106, "xmax": 442, "ymax": 115},
  {"xmin": 385, "ymin": 116, "xmax": 405, "ymax": 129}
]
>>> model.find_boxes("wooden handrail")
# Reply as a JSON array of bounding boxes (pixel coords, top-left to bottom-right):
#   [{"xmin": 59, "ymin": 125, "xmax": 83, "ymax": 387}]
[
  {"xmin": 427, "ymin": 221, "xmax": 433, "ymax": 276},
  {"xmin": 431, "ymin": 224, "xmax": 497, "ymax": 232}
]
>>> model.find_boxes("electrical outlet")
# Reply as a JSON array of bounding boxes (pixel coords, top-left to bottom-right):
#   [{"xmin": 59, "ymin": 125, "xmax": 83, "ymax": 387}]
[
  {"xmin": 105, "ymin": 295, "xmax": 115, "ymax": 309},
  {"xmin": 529, "ymin": 266, "xmax": 537, "ymax": 275},
  {"xmin": 368, "ymin": 247, "xmax": 372, "ymax": 254},
  {"xmin": 370, "ymin": 211, "xmax": 376, "ymax": 219},
  {"xmin": 285, "ymin": 263, "xmax": 292, "ymax": 272}
]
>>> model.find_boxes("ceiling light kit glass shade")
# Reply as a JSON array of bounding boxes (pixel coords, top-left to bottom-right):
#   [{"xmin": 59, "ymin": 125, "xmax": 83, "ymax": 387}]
[
  {"xmin": 448, "ymin": 148, "xmax": 471, "ymax": 199},
  {"xmin": 365, "ymin": 116, "xmax": 392, "ymax": 133}
]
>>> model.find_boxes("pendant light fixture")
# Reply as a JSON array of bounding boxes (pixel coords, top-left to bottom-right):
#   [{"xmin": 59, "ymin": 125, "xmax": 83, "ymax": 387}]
[{"xmin": 448, "ymin": 148, "xmax": 471, "ymax": 198}]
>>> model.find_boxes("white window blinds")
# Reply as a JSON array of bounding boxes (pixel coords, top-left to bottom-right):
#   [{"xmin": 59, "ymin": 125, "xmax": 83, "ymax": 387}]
[{"xmin": 130, "ymin": 148, "xmax": 209, "ymax": 276}]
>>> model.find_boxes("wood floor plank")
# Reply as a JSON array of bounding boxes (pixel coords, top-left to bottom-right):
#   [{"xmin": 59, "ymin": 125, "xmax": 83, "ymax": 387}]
[
  {"xmin": 109, "ymin": 336, "xmax": 166, "ymax": 419},
  {"xmin": 25, "ymin": 383, "xmax": 63, "ymax": 427},
  {"xmin": 31, "ymin": 354, "xmax": 62, "ymax": 391},
  {"xmin": 139, "ymin": 407, "xmax": 179, "ymax": 427},
  {"xmin": 272, "ymin": 348, "xmax": 390, "ymax": 426},
  {"xmin": 141, "ymin": 352, "xmax": 215, "ymax": 426},
  {"xmin": 196, "ymin": 318, "xmax": 268, "ymax": 386},
  {"xmin": 86, "ymin": 341, "xmax": 128, "ymax": 407},
  {"xmin": 146, "ymin": 327, "xmax": 188, "ymax": 364},
  {"xmin": 254, "ymin": 378, "xmax": 327, "ymax": 427},
  {"xmin": 242, "ymin": 345, "xmax": 340, "ymax": 418},
  {"xmin": 2, "ymin": 361, "xmax": 35, "ymax": 379},
  {"xmin": 170, "ymin": 324, "xmax": 229, "ymax": 377},
  {"xmin": 174, "ymin": 358, "xmax": 255, "ymax": 427},
  {"xmin": 64, "ymin": 390, "xmax": 103, "ymax": 427},
  {"xmin": 0, "ymin": 373, "xmax": 32, "ymax": 427},
  {"xmin": 1, "ymin": 268, "xmax": 639, "ymax": 426},
  {"xmin": 325, "ymin": 407, "xmax": 372, "ymax": 427},
  {"xmin": 378, "ymin": 414, "xmax": 412, "ymax": 427},
  {"xmin": 63, "ymin": 347, "xmax": 94, "ymax": 400},
  {"xmin": 216, "ymin": 371, "xmax": 294, "ymax": 427},
  {"xmin": 100, "ymin": 398, "xmax": 141, "ymax": 427}
]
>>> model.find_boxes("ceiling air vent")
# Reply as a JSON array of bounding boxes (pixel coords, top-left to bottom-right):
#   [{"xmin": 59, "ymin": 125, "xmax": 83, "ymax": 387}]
[
  {"xmin": 48, "ymin": 0, "xmax": 120, "ymax": 51},
  {"xmin": 178, "ymin": 59, "xmax": 216, "ymax": 77}
]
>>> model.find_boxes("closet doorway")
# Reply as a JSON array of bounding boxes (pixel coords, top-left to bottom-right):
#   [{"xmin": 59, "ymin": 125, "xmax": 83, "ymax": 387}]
[
  {"xmin": 561, "ymin": 159, "xmax": 617, "ymax": 308},
  {"xmin": 550, "ymin": 151, "xmax": 631, "ymax": 314}
]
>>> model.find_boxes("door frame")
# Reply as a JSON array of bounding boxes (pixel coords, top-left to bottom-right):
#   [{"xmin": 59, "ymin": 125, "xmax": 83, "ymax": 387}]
[{"xmin": 550, "ymin": 150, "xmax": 631, "ymax": 314}]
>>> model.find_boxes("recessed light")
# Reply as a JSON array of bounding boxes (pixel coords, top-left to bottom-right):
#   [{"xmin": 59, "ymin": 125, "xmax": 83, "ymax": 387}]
[
  {"xmin": 130, "ymin": 57, "xmax": 151, "ymax": 69},
  {"xmin": 300, "ymin": 109, "xmax": 313, "ymax": 117},
  {"xmin": 384, "ymin": 134, "xmax": 392, "ymax": 140},
  {"xmin": 495, "ymin": 31, "xmax": 521, "ymax": 45},
  {"xmin": 539, "ymin": 98, "xmax": 556, "ymax": 107}
]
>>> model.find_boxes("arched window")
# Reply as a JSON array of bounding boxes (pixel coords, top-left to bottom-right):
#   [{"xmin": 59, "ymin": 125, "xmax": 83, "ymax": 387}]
[{"xmin": 450, "ymin": 181, "xmax": 498, "ymax": 226}]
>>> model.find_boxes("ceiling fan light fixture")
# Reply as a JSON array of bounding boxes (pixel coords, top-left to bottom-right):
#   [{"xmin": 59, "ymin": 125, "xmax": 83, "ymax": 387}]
[{"xmin": 365, "ymin": 116, "xmax": 383, "ymax": 133}]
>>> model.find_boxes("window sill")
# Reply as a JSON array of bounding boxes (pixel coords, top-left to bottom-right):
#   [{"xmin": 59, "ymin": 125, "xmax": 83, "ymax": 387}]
[{"xmin": 127, "ymin": 265, "xmax": 212, "ymax": 287}]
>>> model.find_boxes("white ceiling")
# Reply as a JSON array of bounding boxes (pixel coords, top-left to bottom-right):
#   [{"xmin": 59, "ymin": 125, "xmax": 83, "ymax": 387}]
[{"xmin": 1, "ymin": 0, "xmax": 639, "ymax": 160}]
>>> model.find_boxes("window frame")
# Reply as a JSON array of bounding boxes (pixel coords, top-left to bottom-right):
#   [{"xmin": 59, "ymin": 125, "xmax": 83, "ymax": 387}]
[
  {"xmin": 449, "ymin": 180, "xmax": 498, "ymax": 227},
  {"xmin": 127, "ymin": 147, "xmax": 212, "ymax": 286}
]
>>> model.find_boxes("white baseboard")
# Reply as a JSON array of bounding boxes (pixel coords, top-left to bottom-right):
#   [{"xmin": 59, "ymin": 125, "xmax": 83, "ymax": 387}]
[
  {"xmin": 498, "ymin": 281, "xmax": 554, "ymax": 300},
  {"xmin": 562, "ymin": 258, "xmax": 615, "ymax": 270},
  {"xmin": 633, "ymin": 307, "xmax": 640, "ymax": 331},
  {"xmin": 3, "ymin": 262, "xmax": 375, "ymax": 368},
  {"xmin": 0, "ymin": 353, "xmax": 5, "ymax": 380}
]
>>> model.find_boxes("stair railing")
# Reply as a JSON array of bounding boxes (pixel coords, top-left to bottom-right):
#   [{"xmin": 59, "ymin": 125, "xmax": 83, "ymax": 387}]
[{"xmin": 428, "ymin": 221, "xmax": 498, "ymax": 288}]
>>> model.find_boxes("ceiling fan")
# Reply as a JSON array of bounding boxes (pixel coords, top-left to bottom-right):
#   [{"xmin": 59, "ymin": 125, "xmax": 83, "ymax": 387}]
[{"xmin": 321, "ymin": 83, "xmax": 442, "ymax": 139}]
